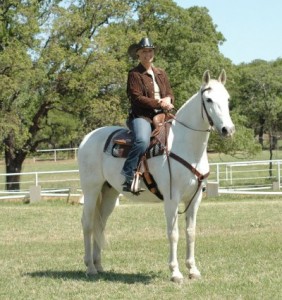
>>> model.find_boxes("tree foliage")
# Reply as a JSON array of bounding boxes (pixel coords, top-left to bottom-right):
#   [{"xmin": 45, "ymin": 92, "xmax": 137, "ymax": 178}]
[{"xmin": 209, "ymin": 112, "xmax": 262, "ymax": 159}]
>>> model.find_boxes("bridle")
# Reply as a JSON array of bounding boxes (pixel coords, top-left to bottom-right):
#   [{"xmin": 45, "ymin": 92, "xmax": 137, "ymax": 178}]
[
  {"xmin": 201, "ymin": 87, "xmax": 214, "ymax": 127},
  {"xmin": 169, "ymin": 87, "xmax": 214, "ymax": 133}
]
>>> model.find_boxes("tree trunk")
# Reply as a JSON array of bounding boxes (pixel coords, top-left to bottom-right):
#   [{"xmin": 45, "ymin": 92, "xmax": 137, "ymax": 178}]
[
  {"xmin": 269, "ymin": 133, "xmax": 273, "ymax": 178},
  {"xmin": 258, "ymin": 125, "xmax": 264, "ymax": 147},
  {"xmin": 4, "ymin": 133, "xmax": 26, "ymax": 191},
  {"xmin": 258, "ymin": 117, "xmax": 265, "ymax": 147},
  {"xmin": 5, "ymin": 159, "xmax": 23, "ymax": 191}
]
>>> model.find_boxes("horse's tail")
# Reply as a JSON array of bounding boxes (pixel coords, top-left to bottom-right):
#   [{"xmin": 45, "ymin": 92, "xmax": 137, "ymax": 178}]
[{"xmin": 93, "ymin": 192, "xmax": 107, "ymax": 249}]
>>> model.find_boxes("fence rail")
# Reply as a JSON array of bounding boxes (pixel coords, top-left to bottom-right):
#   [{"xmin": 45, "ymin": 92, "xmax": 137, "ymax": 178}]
[
  {"xmin": 209, "ymin": 159, "xmax": 282, "ymax": 193},
  {"xmin": 0, "ymin": 159, "xmax": 281, "ymax": 200},
  {"xmin": 0, "ymin": 170, "xmax": 80, "ymax": 200},
  {"xmin": 35, "ymin": 148, "xmax": 78, "ymax": 161}
]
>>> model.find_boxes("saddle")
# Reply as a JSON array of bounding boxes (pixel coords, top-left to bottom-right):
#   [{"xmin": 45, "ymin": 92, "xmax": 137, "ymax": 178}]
[
  {"xmin": 103, "ymin": 113, "xmax": 174, "ymax": 199},
  {"xmin": 104, "ymin": 113, "xmax": 173, "ymax": 159}
]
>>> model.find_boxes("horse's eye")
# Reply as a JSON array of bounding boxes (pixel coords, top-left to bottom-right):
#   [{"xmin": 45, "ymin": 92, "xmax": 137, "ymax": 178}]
[{"xmin": 206, "ymin": 98, "xmax": 213, "ymax": 103}]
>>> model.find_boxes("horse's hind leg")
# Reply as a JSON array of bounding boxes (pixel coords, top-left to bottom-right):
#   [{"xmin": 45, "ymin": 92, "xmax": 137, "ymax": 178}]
[
  {"xmin": 81, "ymin": 185, "xmax": 102, "ymax": 275},
  {"xmin": 92, "ymin": 183, "xmax": 119, "ymax": 272}
]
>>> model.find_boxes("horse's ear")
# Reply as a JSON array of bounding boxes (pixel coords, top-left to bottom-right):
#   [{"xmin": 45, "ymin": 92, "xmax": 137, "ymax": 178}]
[
  {"xmin": 203, "ymin": 70, "xmax": 210, "ymax": 84},
  {"xmin": 218, "ymin": 69, "xmax": 227, "ymax": 85}
]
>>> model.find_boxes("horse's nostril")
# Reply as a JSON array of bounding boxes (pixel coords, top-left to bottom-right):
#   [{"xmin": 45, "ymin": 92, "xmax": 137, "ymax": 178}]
[
  {"xmin": 222, "ymin": 126, "xmax": 235, "ymax": 136},
  {"xmin": 222, "ymin": 127, "xmax": 228, "ymax": 136}
]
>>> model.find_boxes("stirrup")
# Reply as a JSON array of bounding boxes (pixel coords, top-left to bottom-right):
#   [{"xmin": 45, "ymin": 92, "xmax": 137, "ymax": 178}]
[
  {"xmin": 131, "ymin": 172, "xmax": 145, "ymax": 194},
  {"xmin": 122, "ymin": 174, "xmax": 145, "ymax": 195}
]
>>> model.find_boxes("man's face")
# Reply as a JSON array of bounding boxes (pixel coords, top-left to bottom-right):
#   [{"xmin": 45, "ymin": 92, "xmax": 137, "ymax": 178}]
[{"xmin": 137, "ymin": 48, "xmax": 154, "ymax": 64}]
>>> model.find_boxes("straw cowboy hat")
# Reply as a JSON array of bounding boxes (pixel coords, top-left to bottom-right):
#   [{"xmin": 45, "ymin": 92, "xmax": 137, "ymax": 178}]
[{"xmin": 127, "ymin": 37, "xmax": 157, "ymax": 60}]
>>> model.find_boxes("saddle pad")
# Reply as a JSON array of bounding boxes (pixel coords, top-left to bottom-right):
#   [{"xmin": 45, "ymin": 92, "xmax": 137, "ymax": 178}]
[
  {"xmin": 103, "ymin": 128, "xmax": 165, "ymax": 159},
  {"xmin": 103, "ymin": 128, "xmax": 128, "ymax": 155}
]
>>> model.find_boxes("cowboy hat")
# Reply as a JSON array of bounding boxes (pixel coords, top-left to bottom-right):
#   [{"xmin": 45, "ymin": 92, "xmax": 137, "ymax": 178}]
[{"xmin": 127, "ymin": 37, "xmax": 156, "ymax": 60}]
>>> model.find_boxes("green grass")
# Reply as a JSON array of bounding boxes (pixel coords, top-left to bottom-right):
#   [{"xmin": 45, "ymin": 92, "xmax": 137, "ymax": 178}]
[{"xmin": 0, "ymin": 195, "xmax": 281, "ymax": 299}]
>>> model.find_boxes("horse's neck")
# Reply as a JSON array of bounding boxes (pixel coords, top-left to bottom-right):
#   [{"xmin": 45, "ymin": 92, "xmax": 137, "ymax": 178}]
[
  {"xmin": 170, "ymin": 92, "xmax": 210, "ymax": 161},
  {"xmin": 176, "ymin": 92, "xmax": 210, "ymax": 132}
]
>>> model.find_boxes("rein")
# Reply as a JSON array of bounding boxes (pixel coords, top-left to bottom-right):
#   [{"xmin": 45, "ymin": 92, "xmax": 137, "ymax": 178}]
[
  {"xmin": 167, "ymin": 87, "xmax": 213, "ymax": 132},
  {"xmin": 168, "ymin": 151, "xmax": 209, "ymax": 214},
  {"xmin": 164, "ymin": 88, "xmax": 213, "ymax": 214},
  {"xmin": 169, "ymin": 117, "xmax": 211, "ymax": 133}
]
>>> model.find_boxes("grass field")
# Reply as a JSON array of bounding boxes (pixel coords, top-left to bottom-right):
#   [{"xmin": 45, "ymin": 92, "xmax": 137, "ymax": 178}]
[{"xmin": 0, "ymin": 195, "xmax": 281, "ymax": 300}]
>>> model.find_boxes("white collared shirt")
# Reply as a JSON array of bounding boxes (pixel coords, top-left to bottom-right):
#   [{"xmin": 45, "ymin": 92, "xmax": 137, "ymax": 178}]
[{"xmin": 147, "ymin": 69, "xmax": 161, "ymax": 100}]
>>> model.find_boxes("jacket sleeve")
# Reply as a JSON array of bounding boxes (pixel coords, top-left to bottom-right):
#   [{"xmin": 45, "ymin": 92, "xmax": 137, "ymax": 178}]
[{"xmin": 127, "ymin": 71, "xmax": 161, "ymax": 109}]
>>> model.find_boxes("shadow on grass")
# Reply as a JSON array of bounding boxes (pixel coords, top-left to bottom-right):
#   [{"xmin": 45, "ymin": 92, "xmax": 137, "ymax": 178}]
[{"xmin": 25, "ymin": 270, "xmax": 157, "ymax": 284}]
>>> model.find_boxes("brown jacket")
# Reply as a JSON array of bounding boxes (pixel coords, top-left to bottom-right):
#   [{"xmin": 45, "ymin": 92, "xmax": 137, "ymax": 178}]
[{"xmin": 127, "ymin": 63, "xmax": 174, "ymax": 120}]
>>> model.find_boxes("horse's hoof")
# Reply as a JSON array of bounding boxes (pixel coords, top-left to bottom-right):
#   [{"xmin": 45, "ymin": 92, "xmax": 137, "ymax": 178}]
[
  {"xmin": 86, "ymin": 267, "xmax": 98, "ymax": 276},
  {"xmin": 189, "ymin": 273, "xmax": 201, "ymax": 280},
  {"xmin": 170, "ymin": 275, "xmax": 183, "ymax": 284},
  {"xmin": 95, "ymin": 265, "xmax": 104, "ymax": 273},
  {"xmin": 170, "ymin": 271, "xmax": 184, "ymax": 284}
]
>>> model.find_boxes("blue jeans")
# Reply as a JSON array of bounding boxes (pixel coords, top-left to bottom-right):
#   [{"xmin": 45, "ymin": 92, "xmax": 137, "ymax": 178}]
[{"xmin": 121, "ymin": 117, "xmax": 152, "ymax": 180}]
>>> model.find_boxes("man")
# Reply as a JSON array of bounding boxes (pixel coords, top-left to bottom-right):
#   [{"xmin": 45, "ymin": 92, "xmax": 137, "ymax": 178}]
[{"xmin": 121, "ymin": 37, "xmax": 174, "ymax": 192}]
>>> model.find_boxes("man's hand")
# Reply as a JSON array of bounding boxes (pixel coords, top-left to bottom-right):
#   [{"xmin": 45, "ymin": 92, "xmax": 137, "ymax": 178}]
[{"xmin": 159, "ymin": 97, "xmax": 174, "ymax": 110}]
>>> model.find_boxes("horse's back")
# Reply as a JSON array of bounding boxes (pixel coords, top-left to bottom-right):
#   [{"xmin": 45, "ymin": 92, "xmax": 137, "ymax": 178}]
[
  {"xmin": 78, "ymin": 126, "xmax": 124, "ymax": 182},
  {"xmin": 79, "ymin": 126, "xmax": 124, "ymax": 155}
]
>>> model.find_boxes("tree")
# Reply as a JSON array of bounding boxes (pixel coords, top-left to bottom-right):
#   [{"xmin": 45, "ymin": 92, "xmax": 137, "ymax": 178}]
[
  {"xmin": 0, "ymin": 0, "xmax": 44, "ymax": 189},
  {"xmin": 233, "ymin": 59, "xmax": 282, "ymax": 175},
  {"xmin": 0, "ymin": 0, "xmax": 132, "ymax": 190},
  {"xmin": 208, "ymin": 112, "xmax": 262, "ymax": 158}
]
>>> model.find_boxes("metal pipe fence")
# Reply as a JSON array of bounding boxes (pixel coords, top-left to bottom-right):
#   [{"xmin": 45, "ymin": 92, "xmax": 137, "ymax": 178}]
[
  {"xmin": 0, "ymin": 170, "xmax": 80, "ymax": 200},
  {"xmin": 35, "ymin": 148, "xmax": 78, "ymax": 162},
  {"xmin": 209, "ymin": 159, "xmax": 282, "ymax": 194},
  {"xmin": 0, "ymin": 159, "xmax": 281, "ymax": 200}
]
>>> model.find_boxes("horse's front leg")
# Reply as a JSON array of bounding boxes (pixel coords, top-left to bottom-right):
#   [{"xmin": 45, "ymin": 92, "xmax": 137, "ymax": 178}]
[
  {"xmin": 164, "ymin": 199, "xmax": 183, "ymax": 283},
  {"xmin": 185, "ymin": 191, "xmax": 202, "ymax": 279}
]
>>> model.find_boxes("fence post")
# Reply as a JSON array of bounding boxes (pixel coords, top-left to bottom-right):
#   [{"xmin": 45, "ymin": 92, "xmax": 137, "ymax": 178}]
[
  {"xmin": 216, "ymin": 163, "xmax": 220, "ymax": 184},
  {"xmin": 272, "ymin": 181, "xmax": 280, "ymax": 191},
  {"xmin": 278, "ymin": 161, "xmax": 281, "ymax": 188},
  {"xmin": 206, "ymin": 182, "xmax": 219, "ymax": 198},
  {"xmin": 30, "ymin": 185, "xmax": 41, "ymax": 202},
  {"xmin": 35, "ymin": 172, "xmax": 39, "ymax": 186}
]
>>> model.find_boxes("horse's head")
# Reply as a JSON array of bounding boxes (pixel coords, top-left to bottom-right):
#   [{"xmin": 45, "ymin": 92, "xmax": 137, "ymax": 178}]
[{"xmin": 201, "ymin": 70, "xmax": 235, "ymax": 137}]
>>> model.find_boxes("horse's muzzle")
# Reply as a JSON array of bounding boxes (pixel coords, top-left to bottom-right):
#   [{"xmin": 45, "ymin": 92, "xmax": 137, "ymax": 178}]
[{"xmin": 221, "ymin": 125, "xmax": 235, "ymax": 137}]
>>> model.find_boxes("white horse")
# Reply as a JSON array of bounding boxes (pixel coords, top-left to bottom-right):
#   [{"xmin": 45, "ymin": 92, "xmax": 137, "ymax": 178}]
[{"xmin": 78, "ymin": 70, "xmax": 235, "ymax": 283}]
